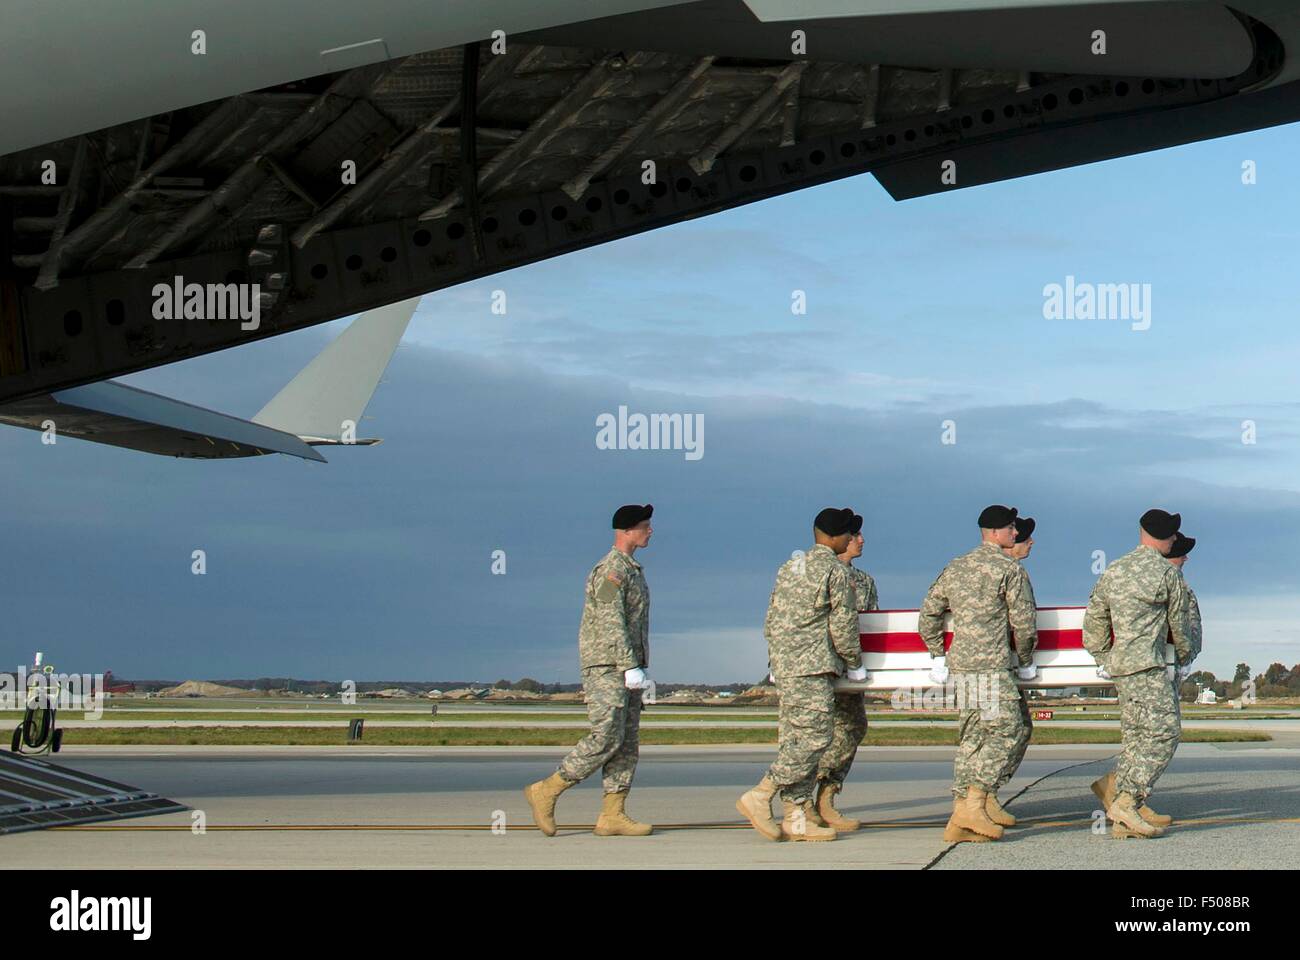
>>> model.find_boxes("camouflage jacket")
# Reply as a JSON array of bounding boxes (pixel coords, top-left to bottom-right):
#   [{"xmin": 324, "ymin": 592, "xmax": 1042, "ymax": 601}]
[
  {"xmin": 577, "ymin": 548, "xmax": 648, "ymax": 671},
  {"xmin": 1012, "ymin": 556, "xmax": 1039, "ymax": 652},
  {"xmin": 1082, "ymin": 545, "xmax": 1192, "ymax": 676},
  {"xmin": 918, "ymin": 542, "xmax": 1037, "ymax": 671},
  {"xmin": 846, "ymin": 564, "xmax": 879, "ymax": 613},
  {"xmin": 765, "ymin": 544, "xmax": 861, "ymax": 679},
  {"xmin": 1185, "ymin": 585, "xmax": 1202, "ymax": 665}
]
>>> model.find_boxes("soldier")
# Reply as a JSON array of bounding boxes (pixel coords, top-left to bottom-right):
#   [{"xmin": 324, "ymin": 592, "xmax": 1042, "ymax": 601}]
[
  {"xmin": 1090, "ymin": 528, "xmax": 1201, "ymax": 832},
  {"xmin": 1165, "ymin": 534, "xmax": 1203, "ymax": 666},
  {"xmin": 919, "ymin": 505, "xmax": 1038, "ymax": 843},
  {"xmin": 807, "ymin": 512, "xmax": 878, "ymax": 833},
  {"xmin": 1165, "ymin": 532, "xmax": 1202, "ymax": 777},
  {"xmin": 1083, "ymin": 509, "xmax": 1195, "ymax": 839},
  {"xmin": 991, "ymin": 515, "xmax": 1038, "ymax": 827},
  {"xmin": 523, "ymin": 504, "xmax": 654, "ymax": 837},
  {"xmin": 736, "ymin": 507, "xmax": 864, "ymax": 842}
]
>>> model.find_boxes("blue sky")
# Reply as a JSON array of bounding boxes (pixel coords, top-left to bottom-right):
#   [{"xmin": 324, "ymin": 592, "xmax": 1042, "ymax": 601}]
[{"xmin": 2, "ymin": 120, "xmax": 1299, "ymax": 684}]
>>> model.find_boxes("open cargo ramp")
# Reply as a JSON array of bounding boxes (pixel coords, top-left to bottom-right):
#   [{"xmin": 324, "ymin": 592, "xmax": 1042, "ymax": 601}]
[{"xmin": 0, "ymin": 752, "xmax": 186, "ymax": 834}]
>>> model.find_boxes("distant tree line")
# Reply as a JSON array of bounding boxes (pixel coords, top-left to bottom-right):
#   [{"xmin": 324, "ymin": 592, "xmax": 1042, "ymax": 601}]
[{"xmin": 1178, "ymin": 662, "xmax": 1300, "ymax": 702}]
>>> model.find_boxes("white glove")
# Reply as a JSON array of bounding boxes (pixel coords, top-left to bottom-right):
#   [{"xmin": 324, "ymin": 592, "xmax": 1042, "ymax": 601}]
[
  {"xmin": 929, "ymin": 657, "xmax": 948, "ymax": 684},
  {"xmin": 846, "ymin": 666, "xmax": 868, "ymax": 682},
  {"xmin": 1017, "ymin": 663, "xmax": 1038, "ymax": 681},
  {"xmin": 1096, "ymin": 665, "xmax": 1111, "ymax": 680},
  {"xmin": 767, "ymin": 672, "xmax": 775, "ymax": 684},
  {"xmin": 623, "ymin": 667, "xmax": 648, "ymax": 689}
]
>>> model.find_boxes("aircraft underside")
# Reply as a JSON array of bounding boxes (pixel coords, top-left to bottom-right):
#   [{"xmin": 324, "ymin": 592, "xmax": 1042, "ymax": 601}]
[{"xmin": 2, "ymin": 0, "xmax": 1298, "ymax": 408}]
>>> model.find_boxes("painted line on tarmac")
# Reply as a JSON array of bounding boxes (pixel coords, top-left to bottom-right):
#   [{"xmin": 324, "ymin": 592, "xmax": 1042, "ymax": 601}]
[
  {"xmin": 53, "ymin": 820, "xmax": 948, "ymax": 832},
  {"xmin": 49, "ymin": 815, "xmax": 1300, "ymax": 834}
]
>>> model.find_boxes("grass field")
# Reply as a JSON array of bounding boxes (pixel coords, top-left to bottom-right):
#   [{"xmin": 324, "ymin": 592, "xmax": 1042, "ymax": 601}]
[
  {"xmin": 4, "ymin": 708, "xmax": 1292, "ymax": 723},
  {"xmin": 48, "ymin": 726, "xmax": 1272, "ymax": 747}
]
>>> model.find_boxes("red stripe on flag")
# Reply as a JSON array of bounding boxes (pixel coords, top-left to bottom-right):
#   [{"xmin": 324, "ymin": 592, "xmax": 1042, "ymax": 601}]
[
  {"xmin": 860, "ymin": 628, "xmax": 1086, "ymax": 653},
  {"xmin": 861, "ymin": 632, "xmax": 950, "ymax": 653},
  {"xmin": 1035, "ymin": 629, "xmax": 1084, "ymax": 650}
]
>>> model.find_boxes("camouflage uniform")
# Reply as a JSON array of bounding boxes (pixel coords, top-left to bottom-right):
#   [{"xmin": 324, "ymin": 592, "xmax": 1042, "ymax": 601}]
[
  {"xmin": 766, "ymin": 544, "xmax": 860, "ymax": 803},
  {"xmin": 1083, "ymin": 544, "xmax": 1194, "ymax": 802},
  {"xmin": 1185, "ymin": 586, "xmax": 1202, "ymax": 663},
  {"xmin": 557, "ymin": 548, "xmax": 649, "ymax": 792},
  {"xmin": 918, "ymin": 542, "xmax": 1037, "ymax": 799},
  {"xmin": 817, "ymin": 565, "xmax": 877, "ymax": 786},
  {"xmin": 996, "ymin": 559, "xmax": 1037, "ymax": 792},
  {"xmin": 1176, "ymin": 586, "xmax": 1203, "ymax": 722},
  {"xmin": 816, "ymin": 564, "xmax": 878, "ymax": 780}
]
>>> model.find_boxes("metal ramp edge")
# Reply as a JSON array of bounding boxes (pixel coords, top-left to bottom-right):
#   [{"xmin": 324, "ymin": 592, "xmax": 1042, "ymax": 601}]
[{"xmin": 0, "ymin": 752, "xmax": 187, "ymax": 835}]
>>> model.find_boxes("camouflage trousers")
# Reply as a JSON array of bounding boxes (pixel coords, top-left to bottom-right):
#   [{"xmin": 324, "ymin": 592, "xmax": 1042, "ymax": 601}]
[
  {"xmin": 1113, "ymin": 666, "xmax": 1180, "ymax": 802},
  {"xmin": 951, "ymin": 670, "xmax": 1025, "ymax": 798},
  {"xmin": 817, "ymin": 691, "xmax": 867, "ymax": 786},
  {"xmin": 993, "ymin": 688, "xmax": 1033, "ymax": 793},
  {"xmin": 557, "ymin": 666, "xmax": 642, "ymax": 793},
  {"xmin": 768, "ymin": 674, "xmax": 835, "ymax": 803}
]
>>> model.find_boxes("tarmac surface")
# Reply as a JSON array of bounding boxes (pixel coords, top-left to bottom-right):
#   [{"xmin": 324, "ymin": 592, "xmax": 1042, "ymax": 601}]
[
  {"xmin": 4, "ymin": 735, "xmax": 1297, "ymax": 869},
  {"xmin": 45, "ymin": 717, "xmax": 1300, "ymax": 730}
]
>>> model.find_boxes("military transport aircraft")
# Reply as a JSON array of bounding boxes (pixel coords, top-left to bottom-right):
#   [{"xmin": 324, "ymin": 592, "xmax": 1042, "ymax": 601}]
[{"xmin": 2, "ymin": 0, "xmax": 1298, "ymax": 457}]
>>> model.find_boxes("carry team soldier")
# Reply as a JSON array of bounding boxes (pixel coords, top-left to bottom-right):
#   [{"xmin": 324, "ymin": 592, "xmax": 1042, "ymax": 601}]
[
  {"xmin": 1165, "ymin": 534, "xmax": 1203, "ymax": 665},
  {"xmin": 806, "ymin": 512, "xmax": 877, "ymax": 833},
  {"xmin": 991, "ymin": 515, "xmax": 1039, "ymax": 826},
  {"xmin": 1163, "ymin": 533, "xmax": 1201, "ymax": 780},
  {"xmin": 523, "ymin": 504, "xmax": 654, "ymax": 837},
  {"xmin": 736, "ymin": 507, "xmax": 863, "ymax": 842},
  {"xmin": 1083, "ymin": 509, "xmax": 1195, "ymax": 839},
  {"xmin": 919, "ymin": 504, "xmax": 1038, "ymax": 843}
]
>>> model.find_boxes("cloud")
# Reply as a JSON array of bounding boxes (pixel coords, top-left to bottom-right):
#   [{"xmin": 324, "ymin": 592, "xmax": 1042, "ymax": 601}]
[{"xmin": 1, "ymin": 338, "xmax": 1297, "ymax": 684}]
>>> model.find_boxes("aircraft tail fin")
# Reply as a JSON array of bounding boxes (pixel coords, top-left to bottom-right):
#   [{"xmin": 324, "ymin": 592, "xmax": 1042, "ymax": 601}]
[{"xmin": 252, "ymin": 298, "xmax": 417, "ymax": 443}]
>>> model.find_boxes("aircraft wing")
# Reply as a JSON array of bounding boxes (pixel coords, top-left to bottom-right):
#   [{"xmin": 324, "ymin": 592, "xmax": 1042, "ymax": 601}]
[
  {"xmin": 0, "ymin": 381, "xmax": 326, "ymax": 461},
  {"xmin": 0, "ymin": 298, "xmax": 415, "ymax": 460},
  {"xmin": 834, "ymin": 606, "xmax": 1177, "ymax": 691},
  {"xmin": 252, "ymin": 298, "xmax": 415, "ymax": 444}
]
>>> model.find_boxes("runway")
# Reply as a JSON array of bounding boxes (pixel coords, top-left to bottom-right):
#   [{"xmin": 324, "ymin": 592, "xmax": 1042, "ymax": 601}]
[{"xmin": 4, "ymin": 740, "xmax": 1296, "ymax": 868}]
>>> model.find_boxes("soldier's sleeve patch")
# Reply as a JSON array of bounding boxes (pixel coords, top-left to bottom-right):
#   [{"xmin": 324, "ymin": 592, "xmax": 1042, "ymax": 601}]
[{"xmin": 594, "ymin": 573, "xmax": 623, "ymax": 602}]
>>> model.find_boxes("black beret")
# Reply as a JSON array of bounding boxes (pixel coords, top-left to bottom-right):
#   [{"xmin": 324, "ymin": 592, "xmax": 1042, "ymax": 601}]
[
  {"xmin": 1167, "ymin": 533, "xmax": 1196, "ymax": 558},
  {"xmin": 1140, "ymin": 508, "xmax": 1181, "ymax": 540},
  {"xmin": 978, "ymin": 504, "xmax": 1018, "ymax": 529},
  {"xmin": 1014, "ymin": 517, "xmax": 1035, "ymax": 543},
  {"xmin": 848, "ymin": 513, "xmax": 864, "ymax": 535},
  {"xmin": 612, "ymin": 503, "xmax": 653, "ymax": 529},
  {"xmin": 814, "ymin": 507, "xmax": 855, "ymax": 537}
]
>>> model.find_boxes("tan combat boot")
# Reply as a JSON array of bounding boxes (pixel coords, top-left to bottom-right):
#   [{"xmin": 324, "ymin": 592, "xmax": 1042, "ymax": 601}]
[
  {"xmin": 985, "ymin": 790, "xmax": 1016, "ymax": 827},
  {"xmin": 736, "ymin": 776, "xmax": 783, "ymax": 841},
  {"xmin": 1093, "ymin": 772, "xmax": 1172, "ymax": 826},
  {"xmin": 780, "ymin": 799, "xmax": 837, "ymax": 841},
  {"xmin": 1137, "ymin": 801, "xmax": 1174, "ymax": 827},
  {"xmin": 1090, "ymin": 771, "xmax": 1117, "ymax": 811},
  {"xmin": 523, "ymin": 771, "xmax": 574, "ymax": 837},
  {"xmin": 815, "ymin": 781, "xmax": 860, "ymax": 832},
  {"xmin": 806, "ymin": 802, "xmax": 828, "ymax": 828},
  {"xmin": 951, "ymin": 786, "xmax": 1003, "ymax": 839},
  {"xmin": 1109, "ymin": 791, "xmax": 1164, "ymax": 838},
  {"xmin": 593, "ymin": 790, "xmax": 653, "ymax": 836},
  {"xmin": 943, "ymin": 796, "xmax": 993, "ymax": 843}
]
